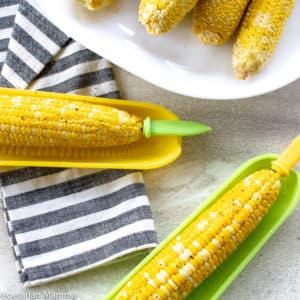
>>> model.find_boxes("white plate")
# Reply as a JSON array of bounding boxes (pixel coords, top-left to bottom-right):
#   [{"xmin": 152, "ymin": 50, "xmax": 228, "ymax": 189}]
[{"xmin": 36, "ymin": 0, "xmax": 300, "ymax": 100}]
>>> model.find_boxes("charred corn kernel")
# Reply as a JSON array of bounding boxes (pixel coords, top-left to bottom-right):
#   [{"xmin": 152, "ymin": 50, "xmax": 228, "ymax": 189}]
[
  {"xmin": 79, "ymin": 0, "xmax": 112, "ymax": 10},
  {"xmin": 0, "ymin": 94, "xmax": 142, "ymax": 148},
  {"xmin": 233, "ymin": 0, "xmax": 295, "ymax": 79},
  {"xmin": 192, "ymin": 0, "xmax": 250, "ymax": 45},
  {"xmin": 138, "ymin": 0, "xmax": 198, "ymax": 34},
  {"xmin": 115, "ymin": 170, "xmax": 281, "ymax": 299}
]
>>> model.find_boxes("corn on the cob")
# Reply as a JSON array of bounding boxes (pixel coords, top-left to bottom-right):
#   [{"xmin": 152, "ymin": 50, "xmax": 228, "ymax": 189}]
[
  {"xmin": 79, "ymin": 0, "xmax": 112, "ymax": 10},
  {"xmin": 0, "ymin": 95, "xmax": 142, "ymax": 148},
  {"xmin": 233, "ymin": 0, "xmax": 295, "ymax": 80},
  {"xmin": 138, "ymin": 0, "xmax": 198, "ymax": 34},
  {"xmin": 192, "ymin": 0, "xmax": 250, "ymax": 45},
  {"xmin": 115, "ymin": 169, "xmax": 281, "ymax": 299}
]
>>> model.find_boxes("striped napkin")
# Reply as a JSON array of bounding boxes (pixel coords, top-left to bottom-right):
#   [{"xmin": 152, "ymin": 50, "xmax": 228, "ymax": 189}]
[{"xmin": 0, "ymin": 0, "xmax": 157, "ymax": 287}]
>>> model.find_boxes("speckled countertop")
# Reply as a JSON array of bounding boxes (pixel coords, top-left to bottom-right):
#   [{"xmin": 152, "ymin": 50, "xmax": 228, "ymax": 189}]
[{"xmin": 0, "ymin": 68, "xmax": 300, "ymax": 300}]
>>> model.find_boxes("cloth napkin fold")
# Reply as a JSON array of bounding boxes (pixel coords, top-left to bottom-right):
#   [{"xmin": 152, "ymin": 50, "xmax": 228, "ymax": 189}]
[{"xmin": 0, "ymin": 0, "xmax": 157, "ymax": 287}]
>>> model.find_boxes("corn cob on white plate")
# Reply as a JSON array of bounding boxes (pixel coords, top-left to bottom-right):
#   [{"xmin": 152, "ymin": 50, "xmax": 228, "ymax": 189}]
[{"xmin": 35, "ymin": 0, "xmax": 300, "ymax": 100}]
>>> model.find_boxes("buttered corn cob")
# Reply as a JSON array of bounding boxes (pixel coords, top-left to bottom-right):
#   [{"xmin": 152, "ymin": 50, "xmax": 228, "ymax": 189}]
[
  {"xmin": 79, "ymin": 0, "xmax": 112, "ymax": 10},
  {"xmin": 233, "ymin": 0, "xmax": 295, "ymax": 79},
  {"xmin": 0, "ymin": 95, "xmax": 142, "ymax": 148},
  {"xmin": 138, "ymin": 0, "xmax": 198, "ymax": 34},
  {"xmin": 115, "ymin": 169, "xmax": 282, "ymax": 299},
  {"xmin": 193, "ymin": 0, "xmax": 250, "ymax": 45}
]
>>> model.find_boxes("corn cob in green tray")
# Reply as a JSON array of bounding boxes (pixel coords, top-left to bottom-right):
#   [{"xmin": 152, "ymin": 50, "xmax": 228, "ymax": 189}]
[
  {"xmin": 106, "ymin": 135, "xmax": 300, "ymax": 300},
  {"xmin": 113, "ymin": 170, "xmax": 281, "ymax": 299}
]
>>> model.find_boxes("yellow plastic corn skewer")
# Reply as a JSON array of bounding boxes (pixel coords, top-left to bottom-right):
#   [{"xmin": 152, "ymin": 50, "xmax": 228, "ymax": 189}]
[
  {"xmin": 114, "ymin": 136, "xmax": 300, "ymax": 300},
  {"xmin": 233, "ymin": 0, "xmax": 295, "ymax": 80},
  {"xmin": 138, "ymin": 0, "xmax": 198, "ymax": 34},
  {"xmin": 79, "ymin": 0, "xmax": 112, "ymax": 10},
  {"xmin": 192, "ymin": 0, "xmax": 250, "ymax": 45},
  {"xmin": 0, "ymin": 94, "xmax": 142, "ymax": 148}
]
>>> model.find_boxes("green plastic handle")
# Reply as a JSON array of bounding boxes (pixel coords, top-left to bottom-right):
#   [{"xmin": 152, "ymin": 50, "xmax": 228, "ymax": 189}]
[{"xmin": 143, "ymin": 117, "xmax": 211, "ymax": 138}]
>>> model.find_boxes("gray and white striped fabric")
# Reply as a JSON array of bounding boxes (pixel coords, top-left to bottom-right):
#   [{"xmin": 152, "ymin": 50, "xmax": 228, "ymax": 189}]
[{"xmin": 0, "ymin": 0, "xmax": 157, "ymax": 287}]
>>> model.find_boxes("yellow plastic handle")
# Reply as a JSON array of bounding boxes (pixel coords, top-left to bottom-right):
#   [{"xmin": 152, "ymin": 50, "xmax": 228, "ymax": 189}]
[{"xmin": 272, "ymin": 135, "xmax": 300, "ymax": 176}]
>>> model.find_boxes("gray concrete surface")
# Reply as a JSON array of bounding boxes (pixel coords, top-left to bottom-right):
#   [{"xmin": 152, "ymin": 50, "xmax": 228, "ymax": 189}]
[{"xmin": 0, "ymin": 67, "xmax": 299, "ymax": 300}]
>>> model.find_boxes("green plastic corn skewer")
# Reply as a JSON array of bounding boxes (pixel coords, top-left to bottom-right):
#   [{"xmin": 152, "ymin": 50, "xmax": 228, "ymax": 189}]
[{"xmin": 143, "ymin": 117, "xmax": 211, "ymax": 138}]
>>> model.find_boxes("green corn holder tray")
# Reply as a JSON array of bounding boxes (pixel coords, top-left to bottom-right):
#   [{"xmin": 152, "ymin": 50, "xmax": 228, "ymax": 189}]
[{"xmin": 106, "ymin": 154, "xmax": 300, "ymax": 300}]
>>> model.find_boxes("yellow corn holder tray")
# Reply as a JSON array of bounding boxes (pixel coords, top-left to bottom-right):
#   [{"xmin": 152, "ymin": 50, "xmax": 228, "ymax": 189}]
[{"xmin": 0, "ymin": 88, "xmax": 184, "ymax": 169}]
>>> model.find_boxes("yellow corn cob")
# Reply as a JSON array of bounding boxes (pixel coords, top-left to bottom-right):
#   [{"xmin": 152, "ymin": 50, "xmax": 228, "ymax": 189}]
[
  {"xmin": 79, "ymin": 0, "xmax": 112, "ymax": 10},
  {"xmin": 192, "ymin": 0, "xmax": 250, "ymax": 45},
  {"xmin": 233, "ymin": 0, "xmax": 295, "ymax": 80},
  {"xmin": 0, "ymin": 94, "xmax": 142, "ymax": 148},
  {"xmin": 138, "ymin": 0, "xmax": 198, "ymax": 34},
  {"xmin": 115, "ymin": 169, "xmax": 281, "ymax": 299}
]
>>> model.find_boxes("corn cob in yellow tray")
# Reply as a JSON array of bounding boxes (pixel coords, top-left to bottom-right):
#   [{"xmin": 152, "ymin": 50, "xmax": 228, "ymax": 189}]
[
  {"xmin": 0, "ymin": 91, "xmax": 210, "ymax": 150},
  {"xmin": 139, "ymin": 0, "xmax": 198, "ymax": 34},
  {"xmin": 0, "ymin": 94, "xmax": 142, "ymax": 148},
  {"xmin": 193, "ymin": 0, "xmax": 250, "ymax": 45},
  {"xmin": 79, "ymin": 0, "xmax": 112, "ymax": 10},
  {"xmin": 233, "ymin": 0, "xmax": 295, "ymax": 80},
  {"xmin": 111, "ymin": 135, "xmax": 300, "ymax": 299}
]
